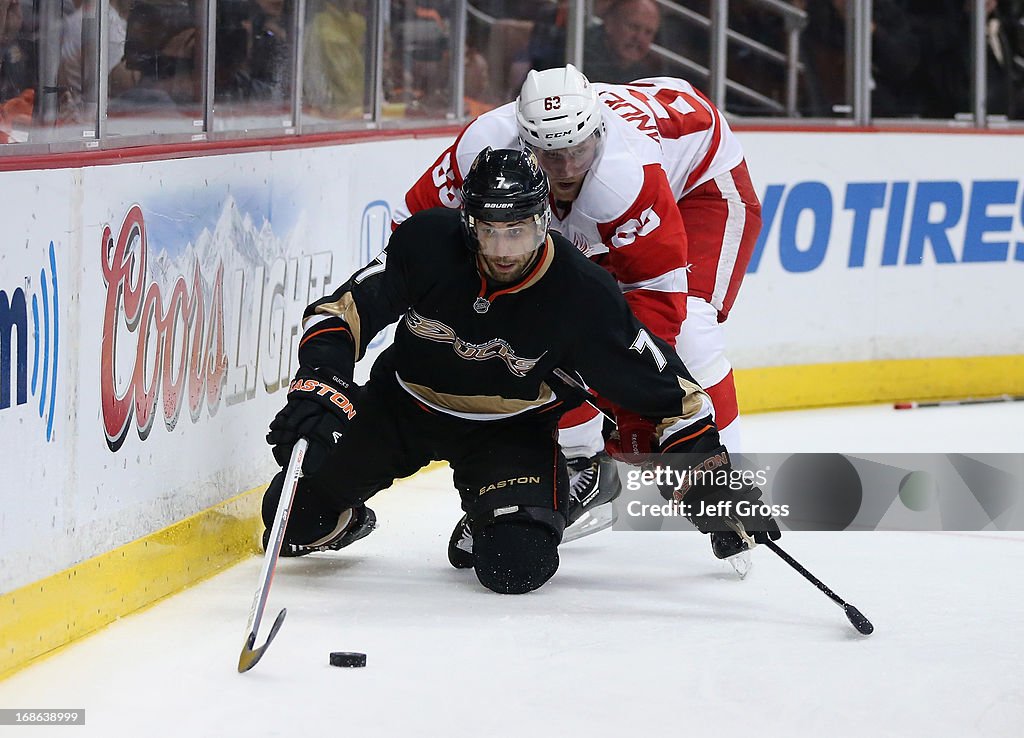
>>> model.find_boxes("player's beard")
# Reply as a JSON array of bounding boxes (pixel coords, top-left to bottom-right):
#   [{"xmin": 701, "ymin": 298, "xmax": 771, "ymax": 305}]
[{"xmin": 478, "ymin": 248, "xmax": 541, "ymax": 284}]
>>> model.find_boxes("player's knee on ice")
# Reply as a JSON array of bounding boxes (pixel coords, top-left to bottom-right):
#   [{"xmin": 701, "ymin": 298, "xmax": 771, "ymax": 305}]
[{"xmin": 473, "ymin": 521, "xmax": 559, "ymax": 594}]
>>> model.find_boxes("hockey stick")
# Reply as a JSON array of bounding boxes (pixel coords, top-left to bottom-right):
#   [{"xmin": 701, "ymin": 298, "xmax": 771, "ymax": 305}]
[
  {"xmin": 554, "ymin": 367, "xmax": 752, "ymax": 575},
  {"xmin": 763, "ymin": 539, "xmax": 874, "ymax": 635},
  {"xmin": 551, "ymin": 369, "xmax": 758, "ymax": 574},
  {"xmin": 894, "ymin": 394, "xmax": 1024, "ymax": 410},
  {"xmin": 550, "ymin": 369, "xmax": 760, "ymax": 576},
  {"xmin": 551, "ymin": 368, "xmax": 617, "ymax": 428},
  {"xmin": 237, "ymin": 438, "xmax": 307, "ymax": 673}
]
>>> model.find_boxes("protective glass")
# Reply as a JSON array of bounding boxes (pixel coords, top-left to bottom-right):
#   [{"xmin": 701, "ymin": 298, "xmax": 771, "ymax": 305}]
[
  {"xmin": 469, "ymin": 214, "xmax": 549, "ymax": 257},
  {"xmin": 526, "ymin": 130, "xmax": 603, "ymax": 180}
]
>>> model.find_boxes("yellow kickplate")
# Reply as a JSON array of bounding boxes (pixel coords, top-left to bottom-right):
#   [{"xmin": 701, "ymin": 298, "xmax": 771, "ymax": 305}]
[
  {"xmin": 0, "ymin": 487, "xmax": 264, "ymax": 680},
  {"xmin": 736, "ymin": 355, "xmax": 1024, "ymax": 413}
]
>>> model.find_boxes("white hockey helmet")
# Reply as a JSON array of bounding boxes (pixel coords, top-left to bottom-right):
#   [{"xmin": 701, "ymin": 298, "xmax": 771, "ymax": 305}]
[{"xmin": 516, "ymin": 64, "xmax": 604, "ymax": 150}]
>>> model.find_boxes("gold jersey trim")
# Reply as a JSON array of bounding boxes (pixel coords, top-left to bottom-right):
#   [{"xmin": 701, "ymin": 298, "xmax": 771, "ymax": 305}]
[
  {"xmin": 398, "ymin": 374, "xmax": 557, "ymax": 419},
  {"xmin": 313, "ymin": 291, "xmax": 363, "ymax": 360}
]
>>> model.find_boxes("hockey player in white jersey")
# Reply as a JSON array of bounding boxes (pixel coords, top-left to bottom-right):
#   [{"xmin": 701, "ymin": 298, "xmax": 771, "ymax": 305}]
[{"xmin": 395, "ymin": 65, "xmax": 761, "ymax": 552}]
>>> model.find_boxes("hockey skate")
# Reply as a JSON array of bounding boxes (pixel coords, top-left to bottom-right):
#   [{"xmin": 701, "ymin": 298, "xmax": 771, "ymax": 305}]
[
  {"xmin": 263, "ymin": 505, "xmax": 376, "ymax": 558},
  {"xmin": 711, "ymin": 530, "xmax": 753, "ymax": 579},
  {"xmin": 447, "ymin": 516, "xmax": 475, "ymax": 569},
  {"xmin": 562, "ymin": 452, "xmax": 622, "ymax": 543}
]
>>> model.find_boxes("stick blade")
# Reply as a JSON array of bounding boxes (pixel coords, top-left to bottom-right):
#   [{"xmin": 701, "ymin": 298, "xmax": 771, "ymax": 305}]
[
  {"xmin": 237, "ymin": 608, "xmax": 288, "ymax": 673},
  {"xmin": 844, "ymin": 604, "xmax": 874, "ymax": 635}
]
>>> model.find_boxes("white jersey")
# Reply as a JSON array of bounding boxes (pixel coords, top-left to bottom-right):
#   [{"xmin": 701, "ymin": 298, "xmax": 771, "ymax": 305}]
[
  {"xmin": 595, "ymin": 77, "xmax": 744, "ymax": 197},
  {"xmin": 395, "ymin": 77, "xmax": 746, "ymax": 346},
  {"xmin": 395, "ymin": 76, "xmax": 744, "ymax": 229}
]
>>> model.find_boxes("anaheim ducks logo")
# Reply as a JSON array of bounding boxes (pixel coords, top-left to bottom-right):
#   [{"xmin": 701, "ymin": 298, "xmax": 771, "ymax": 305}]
[{"xmin": 405, "ymin": 310, "xmax": 545, "ymax": 378}]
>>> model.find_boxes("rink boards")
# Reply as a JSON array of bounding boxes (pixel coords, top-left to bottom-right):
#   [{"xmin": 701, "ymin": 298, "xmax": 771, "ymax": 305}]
[{"xmin": 0, "ymin": 129, "xmax": 1022, "ymax": 676}]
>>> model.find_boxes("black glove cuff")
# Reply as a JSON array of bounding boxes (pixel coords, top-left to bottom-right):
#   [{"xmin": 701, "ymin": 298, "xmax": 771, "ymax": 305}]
[{"xmin": 296, "ymin": 315, "xmax": 357, "ymax": 380}]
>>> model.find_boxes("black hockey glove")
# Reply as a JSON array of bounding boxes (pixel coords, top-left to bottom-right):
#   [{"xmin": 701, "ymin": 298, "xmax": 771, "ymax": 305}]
[
  {"xmin": 267, "ymin": 367, "xmax": 360, "ymax": 475},
  {"xmin": 658, "ymin": 424, "xmax": 781, "ymax": 557}
]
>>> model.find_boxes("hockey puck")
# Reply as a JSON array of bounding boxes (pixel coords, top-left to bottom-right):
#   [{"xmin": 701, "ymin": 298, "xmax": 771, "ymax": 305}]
[{"xmin": 330, "ymin": 651, "xmax": 367, "ymax": 668}]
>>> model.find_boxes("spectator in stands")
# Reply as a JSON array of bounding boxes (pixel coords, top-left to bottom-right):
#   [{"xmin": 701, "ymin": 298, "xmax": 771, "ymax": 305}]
[
  {"xmin": 900, "ymin": 0, "xmax": 1022, "ymax": 120},
  {"xmin": 1, "ymin": 0, "xmax": 32, "ymax": 143},
  {"xmin": 723, "ymin": 3, "xmax": 787, "ymax": 113},
  {"xmin": 982, "ymin": 0, "xmax": 1024, "ymax": 118},
  {"xmin": 108, "ymin": 0, "xmax": 141, "ymax": 96},
  {"xmin": 656, "ymin": 0, "xmax": 709, "ymax": 68},
  {"xmin": 1, "ymin": 0, "xmax": 26, "ymax": 97},
  {"xmin": 215, "ymin": 0, "xmax": 255, "ymax": 101},
  {"xmin": 900, "ymin": 0, "xmax": 970, "ymax": 118},
  {"xmin": 583, "ymin": 0, "xmax": 663, "ymax": 83},
  {"xmin": 868, "ymin": 0, "xmax": 923, "ymax": 117},
  {"xmin": 57, "ymin": 0, "xmax": 137, "ymax": 123},
  {"xmin": 248, "ymin": 0, "xmax": 292, "ymax": 100},
  {"xmin": 463, "ymin": 41, "xmax": 493, "ymax": 115},
  {"xmin": 215, "ymin": 0, "xmax": 292, "ymax": 103},
  {"xmin": 387, "ymin": 13, "xmax": 448, "ymax": 112},
  {"xmin": 470, "ymin": 0, "xmax": 547, "ymax": 20},
  {"xmin": 519, "ymin": 0, "xmax": 569, "ymax": 75},
  {"xmin": 507, "ymin": 0, "xmax": 617, "ymax": 93},
  {"xmin": 302, "ymin": 0, "xmax": 368, "ymax": 118},
  {"xmin": 110, "ymin": 0, "xmax": 200, "ymax": 114},
  {"xmin": 387, "ymin": 9, "xmax": 493, "ymax": 118},
  {"xmin": 797, "ymin": 0, "xmax": 922, "ymax": 118}
]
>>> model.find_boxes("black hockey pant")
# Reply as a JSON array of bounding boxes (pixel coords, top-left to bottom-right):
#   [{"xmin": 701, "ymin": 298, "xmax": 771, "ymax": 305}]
[{"xmin": 263, "ymin": 373, "xmax": 571, "ymax": 589}]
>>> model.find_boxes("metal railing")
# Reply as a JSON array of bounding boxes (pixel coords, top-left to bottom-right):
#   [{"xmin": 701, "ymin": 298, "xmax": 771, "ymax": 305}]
[
  {"xmin": 651, "ymin": 0, "xmax": 807, "ymax": 116},
  {"xmin": 0, "ymin": 0, "xmax": 1019, "ymax": 158}
]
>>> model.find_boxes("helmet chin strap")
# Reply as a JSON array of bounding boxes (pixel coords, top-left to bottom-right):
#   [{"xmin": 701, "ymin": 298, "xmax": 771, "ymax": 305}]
[{"xmin": 520, "ymin": 243, "xmax": 545, "ymax": 272}]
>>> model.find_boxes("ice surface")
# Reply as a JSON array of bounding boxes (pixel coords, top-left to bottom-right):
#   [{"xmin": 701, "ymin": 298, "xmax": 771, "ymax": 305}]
[{"xmin": 2, "ymin": 403, "xmax": 1022, "ymax": 737}]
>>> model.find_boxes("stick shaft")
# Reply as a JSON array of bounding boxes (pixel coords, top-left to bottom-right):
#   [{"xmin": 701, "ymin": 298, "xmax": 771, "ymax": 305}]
[
  {"xmin": 894, "ymin": 394, "xmax": 1024, "ymax": 410},
  {"xmin": 243, "ymin": 439, "xmax": 306, "ymax": 639},
  {"xmin": 764, "ymin": 539, "xmax": 846, "ymax": 608},
  {"xmin": 551, "ymin": 368, "xmax": 618, "ymax": 428}
]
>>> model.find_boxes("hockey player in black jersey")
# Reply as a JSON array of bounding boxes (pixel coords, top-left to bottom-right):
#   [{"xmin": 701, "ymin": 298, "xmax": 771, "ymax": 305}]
[{"xmin": 263, "ymin": 147, "xmax": 780, "ymax": 594}]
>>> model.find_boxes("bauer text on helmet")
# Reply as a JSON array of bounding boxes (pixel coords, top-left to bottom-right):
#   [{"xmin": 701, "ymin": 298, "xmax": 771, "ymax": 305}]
[{"xmin": 461, "ymin": 148, "xmax": 552, "ymax": 283}]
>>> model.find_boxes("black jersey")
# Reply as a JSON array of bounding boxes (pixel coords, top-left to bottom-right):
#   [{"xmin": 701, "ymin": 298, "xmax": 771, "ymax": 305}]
[{"xmin": 298, "ymin": 208, "xmax": 711, "ymax": 442}]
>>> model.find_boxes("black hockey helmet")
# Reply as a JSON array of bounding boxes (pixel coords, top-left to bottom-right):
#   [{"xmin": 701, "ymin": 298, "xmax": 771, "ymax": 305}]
[{"xmin": 461, "ymin": 147, "xmax": 551, "ymax": 254}]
